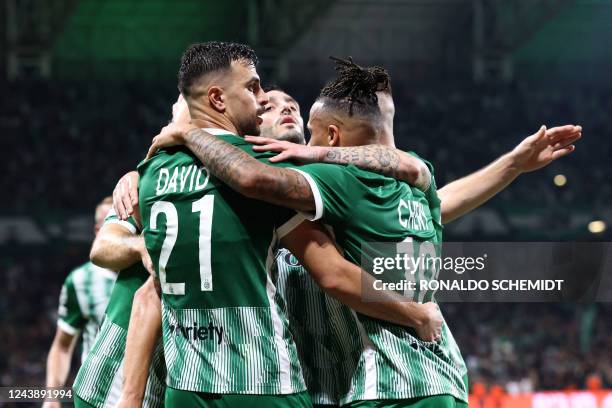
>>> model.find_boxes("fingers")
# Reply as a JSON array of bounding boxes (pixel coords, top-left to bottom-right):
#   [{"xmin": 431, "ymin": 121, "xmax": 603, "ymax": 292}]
[
  {"xmin": 552, "ymin": 132, "xmax": 582, "ymax": 150},
  {"xmin": 145, "ymin": 139, "xmax": 159, "ymax": 160},
  {"xmin": 138, "ymin": 238, "xmax": 156, "ymax": 276},
  {"xmin": 119, "ymin": 179, "xmax": 134, "ymax": 218},
  {"xmin": 244, "ymin": 136, "xmax": 277, "ymax": 145},
  {"xmin": 113, "ymin": 185, "xmax": 127, "ymax": 220},
  {"xmin": 538, "ymin": 125, "xmax": 547, "ymax": 139},
  {"xmin": 547, "ymin": 124, "xmax": 582, "ymax": 142},
  {"xmin": 252, "ymin": 143, "xmax": 285, "ymax": 152},
  {"xmin": 127, "ymin": 173, "xmax": 139, "ymax": 207},
  {"xmin": 551, "ymin": 145, "xmax": 575, "ymax": 160},
  {"xmin": 419, "ymin": 331, "xmax": 439, "ymax": 342},
  {"xmin": 268, "ymin": 151, "xmax": 292, "ymax": 163}
]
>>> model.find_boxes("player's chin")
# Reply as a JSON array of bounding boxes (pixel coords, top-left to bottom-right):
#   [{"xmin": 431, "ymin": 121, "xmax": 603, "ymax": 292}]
[{"xmin": 250, "ymin": 123, "xmax": 262, "ymax": 136}]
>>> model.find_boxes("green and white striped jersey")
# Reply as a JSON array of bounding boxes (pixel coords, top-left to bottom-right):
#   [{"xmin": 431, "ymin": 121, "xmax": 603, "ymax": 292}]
[
  {"xmin": 73, "ymin": 211, "xmax": 166, "ymax": 408},
  {"xmin": 294, "ymin": 159, "xmax": 468, "ymax": 405},
  {"xmin": 137, "ymin": 129, "xmax": 306, "ymax": 395},
  {"xmin": 57, "ymin": 261, "xmax": 115, "ymax": 362},
  {"xmin": 275, "ymin": 248, "xmax": 338, "ymax": 405}
]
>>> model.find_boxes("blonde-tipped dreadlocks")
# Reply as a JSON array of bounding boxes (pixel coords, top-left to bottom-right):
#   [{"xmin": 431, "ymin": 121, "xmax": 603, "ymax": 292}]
[{"xmin": 319, "ymin": 56, "xmax": 391, "ymax": 116}]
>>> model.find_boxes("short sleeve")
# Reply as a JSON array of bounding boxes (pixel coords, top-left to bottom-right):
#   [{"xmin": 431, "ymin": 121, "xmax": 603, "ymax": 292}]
[
  {"xmin": 103, "ymin": 208, "xmax": 141, "ymax": 234},
  {"xmin": 288, "ymin": 163, "xmax": 358, "ymax": 226},
  {"xmin": 57, "ymin": 274, "xmax": 85, "ymax": 335}
]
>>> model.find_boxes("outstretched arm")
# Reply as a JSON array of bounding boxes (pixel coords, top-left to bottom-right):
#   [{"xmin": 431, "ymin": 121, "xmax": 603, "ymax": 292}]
[
  {"xmin": 438, "ymin": 125, "xmax": 581, "ymax": 224},
  {"xmin": 280, "ymin": 219, "xmax": 442, "ymax": 342},
  {"xmin": 244, "ymin": 136, "xmax": 432, "ymax": 191},
  {"xmin": 146, "ymin": 124, "xmax": 316, "ymax": 213}
]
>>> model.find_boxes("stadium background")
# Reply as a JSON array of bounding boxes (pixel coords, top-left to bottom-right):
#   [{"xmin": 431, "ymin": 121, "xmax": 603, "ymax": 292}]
[{"xmin": 0, "ymin": 0, "xmax": 610, "ymax": 406}]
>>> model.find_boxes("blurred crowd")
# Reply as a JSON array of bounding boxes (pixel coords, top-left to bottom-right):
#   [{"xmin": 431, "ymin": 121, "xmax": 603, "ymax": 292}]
[
  {"xmin": 0, "ymin": 79, "xmax": 610, "ymax": 394},
  {"xmin": 0, "ymin": 250, "xmax": 82, "ymax": 388},
  {"xmin": 1, "ymin": 80, "xmax": 610, "ymax": 221},
  {"xmin": 444, "ymin": 302, "xmax": 612, "ymax": 393}
]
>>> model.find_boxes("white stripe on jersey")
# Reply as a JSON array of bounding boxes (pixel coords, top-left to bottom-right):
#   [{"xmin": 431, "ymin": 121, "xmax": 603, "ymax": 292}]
[
  {"xmin": 104, "ymin": 208, "xmax": 139, "ymax": 234},
  {"xmin": 57, "ymin": 319, "xmax": 80, "ymax": 336},
  {"xmin": 355, "ymin": 312, "xmax": 377, "ymax": 399},
  {"xmin": 103, "ymin": 359, "xmax": 124, "ymax": 408},
  {"xmin": 286, "ymin": 168, "xmax": 324, "ymax": 221}
]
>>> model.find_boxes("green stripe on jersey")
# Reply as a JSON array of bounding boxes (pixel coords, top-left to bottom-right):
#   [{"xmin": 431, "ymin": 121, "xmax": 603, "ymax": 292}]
[
  {"xmin": 57, "ymin": 262, "xmax": 115, "ymax": 361},
  {"xmin": 137, "ymin": 130, "xmax": 306, "ymax": 395}
]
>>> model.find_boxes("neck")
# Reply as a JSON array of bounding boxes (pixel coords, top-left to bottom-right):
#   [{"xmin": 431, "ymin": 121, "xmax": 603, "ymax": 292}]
[
  {"xmin": 377, "ymin": 119, "xmax": 395, "ymax": 147},
  {"xmin": 378, "ymin": 132, "xmax": 395, "ymax": 147},
  {"xmin": 189, "ymin": 104, "xmax": 239, "ymax": 135}
]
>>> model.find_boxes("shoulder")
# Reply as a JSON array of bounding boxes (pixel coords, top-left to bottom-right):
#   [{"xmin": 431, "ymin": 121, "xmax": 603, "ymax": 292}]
[
  {"xmin": 292, "ymin": 162, "xmax": 350, "ymax": 177},
  {"xmin": 138, "ymin": 147, "xmax": 197, "ymax": 172}
]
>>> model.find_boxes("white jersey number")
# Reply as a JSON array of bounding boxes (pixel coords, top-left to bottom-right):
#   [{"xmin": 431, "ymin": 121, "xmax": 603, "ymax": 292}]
[{"xmin": 150, "ymin": 196, "xmax": 214, "ymax": 295}]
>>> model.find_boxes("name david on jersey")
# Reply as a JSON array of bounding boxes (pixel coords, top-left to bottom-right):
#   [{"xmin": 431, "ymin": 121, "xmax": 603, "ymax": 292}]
[{"xmin": 156, "ymin": 165, "xmax": 210, "ymax": 195}]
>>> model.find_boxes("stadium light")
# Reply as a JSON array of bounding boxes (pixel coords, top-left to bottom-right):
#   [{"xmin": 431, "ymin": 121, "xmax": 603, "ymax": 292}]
[
  {"xmin": 553, "ymin": 174, "xmax": 567, "ymax": 187},
  {"xmin": 588, "ymin": 220, "xmax": 606, "ymax": 234}
]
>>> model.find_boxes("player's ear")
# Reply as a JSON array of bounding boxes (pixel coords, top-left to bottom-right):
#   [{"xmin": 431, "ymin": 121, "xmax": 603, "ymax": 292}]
[
  {"xmin": 208, "ymin": 86, "xmax": 226, "ymax": 112},
  {"xmin": 327, "ymin": 125, "xmax": 340, "ymax": 146}
]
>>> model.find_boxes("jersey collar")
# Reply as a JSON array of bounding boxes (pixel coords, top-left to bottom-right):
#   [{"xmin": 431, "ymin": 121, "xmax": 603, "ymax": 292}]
[{"xmin": 202, "ymin": 127, "xmax": 237, "ymax": 136}]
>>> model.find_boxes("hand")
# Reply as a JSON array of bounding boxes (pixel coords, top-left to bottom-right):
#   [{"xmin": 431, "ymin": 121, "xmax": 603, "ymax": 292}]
[
  {"xmin": 414, "ymin": 302, "xmax": 443, "ymax": 342},
  {"xmin": 113, "ymin": 171, "xmax": 139, "ymax": 221},
  {"xmin": 146, "ymin": 122, "xmax": 198, "ymax": 160},
  {"xmin": 171, "ymin": 94, "xmax": 190, "ymax": 124},
  {"xmin": 42, "ymin": 401, "xmax": 61, "ymax": 408},
  {"xmin": 509, "ymin": 124, "xmax": 582, "ymax": 173},
  {"xmin": 135, "ymin": 237, "xmax": 155, "ymax": 277},
  {"xmin": 245, "ymin": 136, "xmax": 324, "ymax": 163}
]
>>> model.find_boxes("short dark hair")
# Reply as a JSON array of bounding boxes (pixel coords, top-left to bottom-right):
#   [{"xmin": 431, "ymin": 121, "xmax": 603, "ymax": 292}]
[
  {"xmin": 178, "ymin": 41, "xmax": 258, "ymax": 96},
  {"xmin": 262, "ymin": 83, "xmax": 285, "ymax": 93},
  {"xmin": 318, "ymin": 56, "xmax": 391, "ymax": 118}
]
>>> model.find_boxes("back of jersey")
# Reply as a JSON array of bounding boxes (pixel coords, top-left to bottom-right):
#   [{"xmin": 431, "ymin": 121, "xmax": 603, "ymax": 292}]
[
  {"xmin": 296, "ymin": 161, "xmax": 468, "ymax": 405},
  {"xmin": 137, "ymin": 131, "xmax": 305, "ymax": 395}
]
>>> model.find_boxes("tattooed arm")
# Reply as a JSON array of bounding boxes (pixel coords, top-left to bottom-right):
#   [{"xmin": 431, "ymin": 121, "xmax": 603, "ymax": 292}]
[
  {"xmin": 321, "ymin": 145, "xmax": 430, "ymax": 190},
  {"xmin": 244, "ymin": 136, "xmax": 432, "ymax": 191},
  {"xmin": 146, "ymin": 125, "xmax": 316, "ymax": 212}
]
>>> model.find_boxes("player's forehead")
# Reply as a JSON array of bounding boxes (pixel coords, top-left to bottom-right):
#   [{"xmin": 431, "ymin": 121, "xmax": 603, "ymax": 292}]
[
  {"xmin": 267, "ymin": 90, "xmax": 298, "ymax": 107},
  {"xmin": 230, "ymin": 59, "xmax": 260, "ymax": 83}
]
